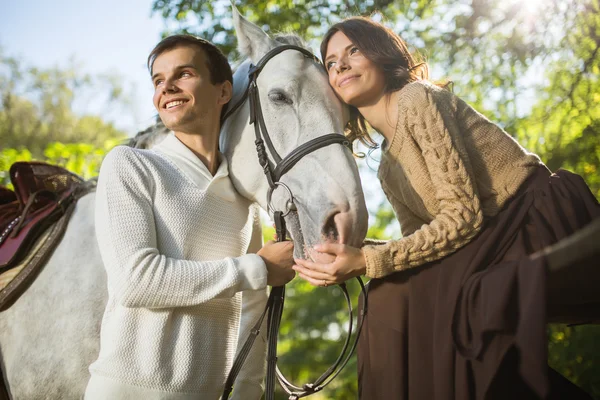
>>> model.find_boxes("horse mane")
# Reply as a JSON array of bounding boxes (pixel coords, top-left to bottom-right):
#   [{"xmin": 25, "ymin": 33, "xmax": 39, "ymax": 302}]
[
  {"xmin": 273, "ymin": 33, "xmax": 309, "ymax": 50},
  {"xmin": 127, "ymin": 117, "xmax": 170, "ymax": 149}
]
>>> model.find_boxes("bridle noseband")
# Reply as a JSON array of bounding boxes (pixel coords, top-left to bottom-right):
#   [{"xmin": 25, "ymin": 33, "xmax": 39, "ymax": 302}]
[{"xmin": 221, "ymin": 45, "xmax": 367, "ymax": 400}]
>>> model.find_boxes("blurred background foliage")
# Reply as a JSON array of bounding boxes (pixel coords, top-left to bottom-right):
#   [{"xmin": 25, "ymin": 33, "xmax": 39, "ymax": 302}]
[
  {"xmin": 0, "ymin": 48, "xmax": 128, "ymax": 157},
  {"xmin": 2, "ymin": 0, "xmax": 599, "ymax": 398}
]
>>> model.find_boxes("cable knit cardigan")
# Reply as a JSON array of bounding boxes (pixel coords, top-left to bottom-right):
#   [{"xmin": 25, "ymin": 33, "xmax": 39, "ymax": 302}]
[{"xmin": 362, "ymin": 81, "xmax": 545, "ymax": 278}]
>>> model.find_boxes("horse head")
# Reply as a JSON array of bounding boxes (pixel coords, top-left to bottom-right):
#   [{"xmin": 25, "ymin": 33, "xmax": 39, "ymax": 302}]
[{"xmin": 221, "ymin": 8, "xmax": 368, "ymax": 260}]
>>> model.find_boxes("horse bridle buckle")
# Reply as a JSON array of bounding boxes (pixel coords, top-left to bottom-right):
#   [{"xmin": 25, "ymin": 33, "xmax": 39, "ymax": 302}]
[{"xmin": 267, "ymin": 181, "xmax": 297, "ymax": 217}]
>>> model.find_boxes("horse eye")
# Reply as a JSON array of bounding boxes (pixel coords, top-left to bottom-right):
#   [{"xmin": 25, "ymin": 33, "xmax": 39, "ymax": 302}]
[{"xmin": 268, "ymin": 90, "xmax": 293, "ymax": 105}]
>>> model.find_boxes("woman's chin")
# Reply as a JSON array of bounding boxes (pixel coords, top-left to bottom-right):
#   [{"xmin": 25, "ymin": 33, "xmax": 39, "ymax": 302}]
[{"xmin": 337, "ymin": 93, "xmax": 359, "ymax": 108}]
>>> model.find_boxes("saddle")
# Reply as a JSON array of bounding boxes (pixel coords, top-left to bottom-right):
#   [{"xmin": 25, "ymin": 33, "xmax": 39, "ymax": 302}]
[{"xmin": 0, "ymin": 162, "xmax": 93, "ymax": 310}]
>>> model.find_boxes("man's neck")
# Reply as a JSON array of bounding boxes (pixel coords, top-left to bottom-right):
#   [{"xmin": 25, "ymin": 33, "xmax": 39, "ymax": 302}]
[{"xmin": 173, "ymin": 131, "xmax": 220, "ymax": 175}]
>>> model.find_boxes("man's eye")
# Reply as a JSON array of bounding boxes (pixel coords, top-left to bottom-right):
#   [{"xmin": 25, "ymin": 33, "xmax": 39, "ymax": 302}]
[
  {"xmin": 154, "ymin": 79, "xmax": 164, "ymax": 86},
  {"xmin": 181, "ymin": 71, "xmax": 191, "ymax": 77}
]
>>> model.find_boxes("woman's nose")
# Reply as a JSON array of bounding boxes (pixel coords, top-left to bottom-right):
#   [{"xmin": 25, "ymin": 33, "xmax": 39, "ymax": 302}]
[{"xmin": 335, "ymin": 57, "xmax": 350, "ymax": 73}]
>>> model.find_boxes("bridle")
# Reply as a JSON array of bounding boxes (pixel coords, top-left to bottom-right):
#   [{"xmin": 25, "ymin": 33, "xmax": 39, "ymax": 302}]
[{"xmin": 220, "ymin": 45, "xmax": 368, "ymax": 400}]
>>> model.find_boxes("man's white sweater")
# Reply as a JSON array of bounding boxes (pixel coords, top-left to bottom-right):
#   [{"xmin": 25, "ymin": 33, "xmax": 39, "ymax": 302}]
[{"xmin": 86, "ymin": 133, "xmax": 269, "ymax": 400}]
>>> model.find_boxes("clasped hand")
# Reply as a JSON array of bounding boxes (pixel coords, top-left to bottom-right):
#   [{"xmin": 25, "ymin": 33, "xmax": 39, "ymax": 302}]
[{"xmin": 293, "ymin": 243, "xmax": 367, "ymax": 287}]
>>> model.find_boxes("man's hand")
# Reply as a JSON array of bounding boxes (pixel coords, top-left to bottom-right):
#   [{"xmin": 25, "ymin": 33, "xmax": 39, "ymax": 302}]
[{"xmin": 257, "ymin": 240, "xmax": 295, "ymax": 286}]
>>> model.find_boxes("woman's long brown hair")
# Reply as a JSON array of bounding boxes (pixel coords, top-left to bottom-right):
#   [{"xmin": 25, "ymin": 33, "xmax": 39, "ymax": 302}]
[{"xmin": 320, "ymin": 17, "xmax": 433, "ymax": 148}]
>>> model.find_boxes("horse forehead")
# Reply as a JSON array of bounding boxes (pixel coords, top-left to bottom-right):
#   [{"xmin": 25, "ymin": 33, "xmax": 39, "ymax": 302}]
[{"xmin": 262, "ymin": 51, "xmax": 325, "ymax": 83}]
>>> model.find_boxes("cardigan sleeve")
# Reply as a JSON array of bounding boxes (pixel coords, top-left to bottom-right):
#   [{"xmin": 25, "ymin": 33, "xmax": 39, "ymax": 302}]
[
  {"xmin": 363, "ymin": 84, "xmax": 484, "ymax": 278},
  {"xmin": 95, "ymin": 146, "xmax": 268, "ymax": 309}
]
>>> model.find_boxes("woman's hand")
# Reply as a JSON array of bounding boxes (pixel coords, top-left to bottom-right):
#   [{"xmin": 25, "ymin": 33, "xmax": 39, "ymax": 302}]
[{"xmin": 293, "ymin": 243, "xmax": 367, "ymax": 287}]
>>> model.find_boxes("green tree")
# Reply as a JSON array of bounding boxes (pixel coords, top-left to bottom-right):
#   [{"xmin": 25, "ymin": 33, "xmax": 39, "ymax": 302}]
[
  {"xmin": 514, "ymin": 6, "xmax": 600, "ymax": 197},
  {"xmin": 0, "ymin": 49, "xmax": 129, "ymax": 157},
  {"xmin": 0, "ymin": 140, "xmax": 122, "ymax": 187}
]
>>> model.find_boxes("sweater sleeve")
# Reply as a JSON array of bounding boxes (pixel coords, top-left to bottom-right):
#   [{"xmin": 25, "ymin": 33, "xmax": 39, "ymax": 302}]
[
  {"xmin": 232, "ymin": 205, "xmax": 268, "ymax": 399},
  {"xmin": 363, "ymin": 84, "xmax": 484, "ymax": 278},
  {"xmin": 95, "ymin": 146, "xmax": 268, "ymax": 309}
]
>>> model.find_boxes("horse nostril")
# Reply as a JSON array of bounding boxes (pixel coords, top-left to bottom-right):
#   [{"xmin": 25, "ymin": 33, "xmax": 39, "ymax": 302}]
[{"xmin": 322, "ymin": 212, "xmax": 339, "ymax": 242}]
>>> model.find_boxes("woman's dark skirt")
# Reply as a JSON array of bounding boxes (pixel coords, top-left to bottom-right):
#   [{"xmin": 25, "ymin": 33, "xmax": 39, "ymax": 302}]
[{"xmin": 358, "ymin": 167, "xmax": 600, "ymax": 400}]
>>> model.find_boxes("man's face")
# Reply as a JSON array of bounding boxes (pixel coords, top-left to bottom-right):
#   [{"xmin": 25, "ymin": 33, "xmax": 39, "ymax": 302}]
[{"xmin": 151, "ymin": 45, "xmax": 230, "ymax": 134}]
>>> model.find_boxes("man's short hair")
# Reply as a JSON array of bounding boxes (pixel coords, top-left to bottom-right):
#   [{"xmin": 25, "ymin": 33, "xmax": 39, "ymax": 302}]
[{"xmin": 147, "ymin": 35, "xmax": 233, "ymax": 86}]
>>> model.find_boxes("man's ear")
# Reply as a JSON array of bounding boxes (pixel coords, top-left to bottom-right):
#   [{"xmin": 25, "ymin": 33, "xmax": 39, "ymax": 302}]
[
  {"xmin": 218, "ymin": 80, "xmax": 233, "ymax": 106},
  {"xmin": 231, "ymin": 2, "xmax": 276, "ymax": 64}
]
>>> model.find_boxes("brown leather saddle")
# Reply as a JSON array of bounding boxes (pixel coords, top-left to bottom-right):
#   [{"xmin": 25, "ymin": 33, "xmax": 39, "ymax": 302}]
[{"xmin": 0, "ymin": 162, "xmax": 94, "ymax": 309}]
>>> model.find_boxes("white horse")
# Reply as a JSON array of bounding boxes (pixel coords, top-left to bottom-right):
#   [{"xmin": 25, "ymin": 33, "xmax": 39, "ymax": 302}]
[{"xmin": 0, "ymin": 9, "xmax": 368, "ymax": 399}]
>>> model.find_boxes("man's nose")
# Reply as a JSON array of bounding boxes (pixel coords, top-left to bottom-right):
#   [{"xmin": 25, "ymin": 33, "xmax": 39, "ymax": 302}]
[{"xmin": 162, "ymin": 79, "xmax": 179, "ymax": 93}]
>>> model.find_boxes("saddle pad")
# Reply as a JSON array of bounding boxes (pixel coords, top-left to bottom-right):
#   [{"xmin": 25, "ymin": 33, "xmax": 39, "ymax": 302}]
[
  {"xmin": 0, "ymin": 227, "xmax": 53, "ymax": 291},
  {"xmin": 0, "ymin": 203, "xmax": 72, "ymax": 311}
]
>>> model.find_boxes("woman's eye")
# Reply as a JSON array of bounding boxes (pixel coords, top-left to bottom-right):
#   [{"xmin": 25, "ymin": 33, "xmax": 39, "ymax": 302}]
[
  {"xmin": 326, "ymin": 61, "xmax": 336, "ymax": 70},
  {"xmin": 268, "ymin": 90, "xmax": 293, "ymax": 105},
  {"xmin": 350, "ymin": 47, "xmax": 359, "ymax": 55}
]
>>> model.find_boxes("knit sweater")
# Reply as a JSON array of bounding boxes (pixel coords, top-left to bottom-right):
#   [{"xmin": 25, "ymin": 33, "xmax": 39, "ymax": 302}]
[
  {"xmin": 363, "ymin": 81, "xmax": 545, "ymax": 278},
  {"xmin": 86, "ymin": 133, "xmax": 269, "ymax": 400}
]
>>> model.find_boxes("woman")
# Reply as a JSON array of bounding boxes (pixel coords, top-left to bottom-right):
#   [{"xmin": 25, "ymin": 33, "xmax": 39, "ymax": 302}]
[{"xmin": 293, "ymin": 17, "xmax": 599, "ymax": 399}]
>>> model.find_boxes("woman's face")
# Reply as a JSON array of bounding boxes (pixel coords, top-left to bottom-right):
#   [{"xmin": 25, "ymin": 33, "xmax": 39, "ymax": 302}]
[{"xmin": 324, "ymin": 31, "xmax": 386, "ymax": 108}]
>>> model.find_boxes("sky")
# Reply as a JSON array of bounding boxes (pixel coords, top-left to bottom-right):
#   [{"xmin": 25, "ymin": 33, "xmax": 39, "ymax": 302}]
[{"xmin": 1, "ymin": 0, "xmax": 166, "ymax": 135}]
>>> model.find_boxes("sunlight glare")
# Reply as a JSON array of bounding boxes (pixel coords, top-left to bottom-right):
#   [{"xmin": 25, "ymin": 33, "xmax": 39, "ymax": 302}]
[{"xmin": 522, "ymin": 0, "xmax": 545, "ymax": 15}]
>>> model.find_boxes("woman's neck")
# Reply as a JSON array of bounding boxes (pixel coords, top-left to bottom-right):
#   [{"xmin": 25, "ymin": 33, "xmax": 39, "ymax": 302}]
[{"xmin": 357, "ymin": 90, "xmax": 401, "ymax": 144}]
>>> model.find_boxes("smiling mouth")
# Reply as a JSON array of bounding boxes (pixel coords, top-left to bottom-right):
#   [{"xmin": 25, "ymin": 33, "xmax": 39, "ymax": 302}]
[
  {"xmin": 164, "ymin": 100, "xmax": 188, "ymax": 109},
  {"xmin": 339, "ymin": 75, "xmax": 359, "ymax": 87}
]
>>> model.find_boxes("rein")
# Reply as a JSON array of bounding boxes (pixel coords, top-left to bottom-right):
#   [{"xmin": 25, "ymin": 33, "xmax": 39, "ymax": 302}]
[{"xmin": 221, "ymin": 45, "xmax": 368, "ymax": 400}]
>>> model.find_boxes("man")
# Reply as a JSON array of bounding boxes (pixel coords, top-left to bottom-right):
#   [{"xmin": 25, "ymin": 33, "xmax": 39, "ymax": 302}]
[{"xmin": 85, "ymin": 35, "xmax": 295, "ymax": 399}]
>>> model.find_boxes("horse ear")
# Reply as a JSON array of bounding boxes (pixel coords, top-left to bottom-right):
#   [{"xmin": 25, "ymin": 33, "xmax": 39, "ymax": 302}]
[{"xmin": 231, "ymin": 2, "xmax": 276, "ymax": 64}]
